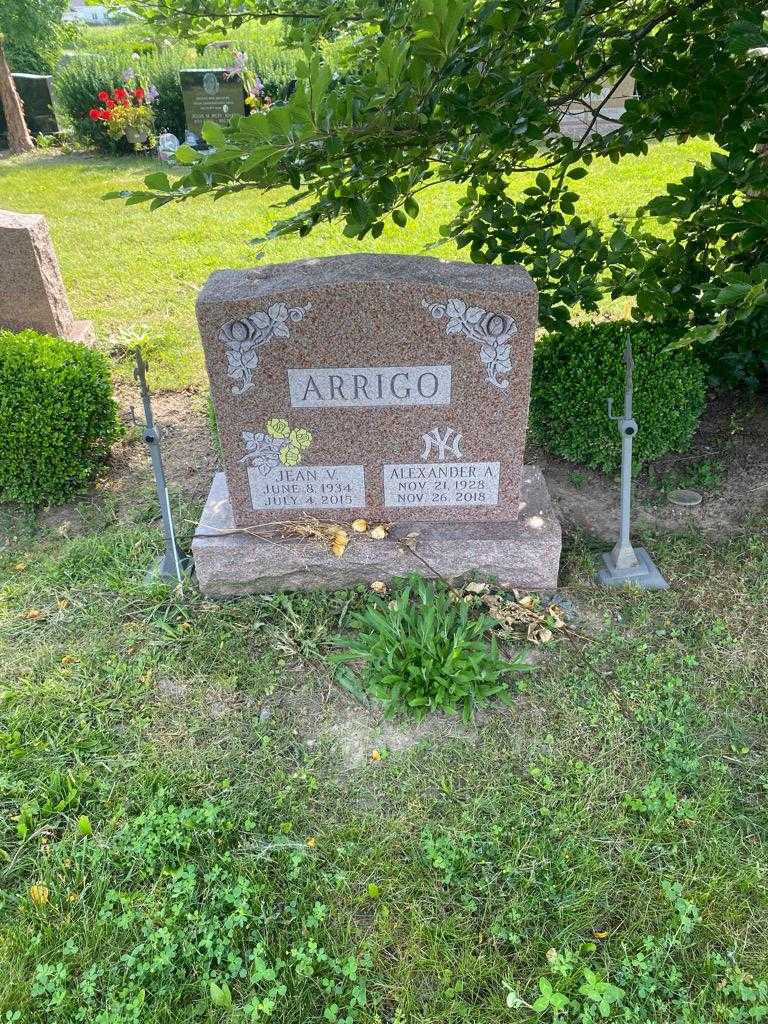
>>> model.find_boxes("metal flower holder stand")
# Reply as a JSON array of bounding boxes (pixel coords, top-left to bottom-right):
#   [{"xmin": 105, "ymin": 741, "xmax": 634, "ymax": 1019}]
[
  {"xmin": 598, "ymin": 336, "xmax": 668, "ymax": 590},
  {"xmin": 134, "ymin": 349, "xmax": 192, "ymax": 585}
]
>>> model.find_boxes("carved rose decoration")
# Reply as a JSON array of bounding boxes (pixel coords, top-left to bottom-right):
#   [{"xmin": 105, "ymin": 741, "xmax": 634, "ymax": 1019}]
[
  {"xmin": 423, "ymin": 297, "xmax": 517, "ymax": 390},
  {"xmin": 240, "ymin": 420, "xmax": 313, "ymax": 476},
  {"xmin": 219, "ymin": 302, "xmax": 311, "ymax": 395}
]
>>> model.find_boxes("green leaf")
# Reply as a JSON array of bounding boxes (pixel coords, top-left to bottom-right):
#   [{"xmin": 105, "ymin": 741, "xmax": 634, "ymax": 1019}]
[
  {"xmin": 201, "ymin": 121, "xmax": 227, "ymax": 147},
  {"xmin": 209, "ymin": 981, "xmax": 232, "ymax": 1008},
  {"xmin": 404, "ymin": 195, "xmax": 420, "ymax": 219},
  {"xmin": 144, "ymin": 171, "xmax": 170, "ymax": 191},
  {"xmin": 174, "ymin": 144, "xmax": 200, "ymax": 165}
]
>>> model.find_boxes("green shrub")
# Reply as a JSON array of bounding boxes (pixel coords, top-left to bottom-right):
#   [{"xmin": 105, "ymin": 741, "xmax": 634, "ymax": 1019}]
[
  {"xmin": 330, "ymin": 575, "xmax": 527, "ymax": 722},
  {"xmin": 701, "ymin": 306, "xmax": 768, "ymax": 391},
  {"xmin": 0, "ymin": 330, "xmax": 120, "ymax": 506},
  {"xmin": 530, "ymin": 321, "xmax": 707, "ymax": 472}
]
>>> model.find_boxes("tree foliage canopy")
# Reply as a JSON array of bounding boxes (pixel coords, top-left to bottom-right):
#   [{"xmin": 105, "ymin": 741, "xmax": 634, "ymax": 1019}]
[
  {"xmin": 0, "ymin": 0, "xmax": 72, "ymax": 73},
  {"xmin": 115, "ymin": 0, "xmax": 768, "ymax": 355}
]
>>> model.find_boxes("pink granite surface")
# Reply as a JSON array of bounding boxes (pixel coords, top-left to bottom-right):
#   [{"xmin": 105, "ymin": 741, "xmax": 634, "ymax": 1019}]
[
  {"xmin": 0, "ymin": 209, "xmax": 94, "ymax": 342},
  {"xmin": 197, "ymin": 254, "xmax": 538, "ymax": 528}
]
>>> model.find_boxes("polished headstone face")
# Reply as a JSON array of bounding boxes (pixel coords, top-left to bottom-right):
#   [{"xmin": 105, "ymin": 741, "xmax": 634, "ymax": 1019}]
[
  {"xmin": 0, "ymin": 75, "xmax": 58, "ymax": 147},
  {"xmin": 197, "ymin": 254, "xmax": 537, "ymax": 527},
  {"xmin": 179, "ymin": 69, "xmax": 246, "ymax": 140}
]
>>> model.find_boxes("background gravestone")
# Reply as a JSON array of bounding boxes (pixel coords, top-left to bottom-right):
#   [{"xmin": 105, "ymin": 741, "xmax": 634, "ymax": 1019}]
[
  {"xmin": 560, "ymin": 73, "xmax": 636, "ymax": 139},
  {"xmin": 179, "ymin": 69, "xmax": 246, "ymax": 144},
  {"xmin": 0, "ymin": 75, "xmax": 58, "ymax": 148},
  {"xmin": 193, "ymin": 254, "xmax": 561, "ymax": 593},
  {"xmin": 0, "ymin": 210, "xmax": 95, "ymax": 344}
]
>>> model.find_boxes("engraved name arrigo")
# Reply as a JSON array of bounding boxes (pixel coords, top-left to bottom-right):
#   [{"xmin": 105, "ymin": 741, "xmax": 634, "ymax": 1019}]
[{"xmin": 288, "ymin": 365, "xmax": 451, "ymax": 408}]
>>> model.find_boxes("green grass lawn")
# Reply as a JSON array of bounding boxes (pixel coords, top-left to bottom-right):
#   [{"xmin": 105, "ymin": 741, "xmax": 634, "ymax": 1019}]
[
  {"xmin": 3, "ymin": 136, "xmax": 766, "ymax": 1023},
  {"xmin": 1, "ymin": 515, "xmax": 766, "ymax": 1021},
  {"xmin": 0, "ymin": 139, "xmax": 712, "ymax": 390}
]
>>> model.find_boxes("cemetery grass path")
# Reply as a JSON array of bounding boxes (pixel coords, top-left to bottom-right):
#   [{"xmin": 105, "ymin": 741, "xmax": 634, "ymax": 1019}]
[
  {"xmin": 0, "ymin": 139, "xmax": 712, "ymax": 390},
  {"xmin": 0, "ymin": 510, "xmax": 766, "ymax": 1021}
]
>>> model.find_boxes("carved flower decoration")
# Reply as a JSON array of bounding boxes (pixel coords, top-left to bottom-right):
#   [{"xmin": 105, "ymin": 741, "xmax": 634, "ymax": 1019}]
[
  {"xmin": 240, "ymin": 422, "xmax": 313, "ymax": 475},
  {"xmin": 424, "ymin": 297, "xmax": 517, "ymax": 391},
  {"xmin": 241, "ymin": 430, "xmax": 282, "ymax": 476},
  {"xmin": 219, "ymin": 302, "xmax": 311, "ymax": 396}
]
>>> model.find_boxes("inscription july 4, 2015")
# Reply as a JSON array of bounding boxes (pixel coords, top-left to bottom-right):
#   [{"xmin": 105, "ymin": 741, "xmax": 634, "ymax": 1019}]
[
  {"xmin": 288, "ymin": 365, "xmax": 451, "ymax": 408},
  {"xmin": 383, "ymin": 462, "xmax": 500, "ymax": 508},
  {"xmin": 247, "ymin": 464, "xmax": 366, "ymax": 511}
]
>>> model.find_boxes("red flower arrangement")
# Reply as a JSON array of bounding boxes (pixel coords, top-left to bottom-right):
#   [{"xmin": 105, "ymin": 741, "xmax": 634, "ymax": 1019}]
[
  {"xmin": 88, "ymin": 86, "xmax": 140, "ymax": 121},
  {"xmin": 88, "ymin": 85, "xmax": 157, "ymax": 148}
]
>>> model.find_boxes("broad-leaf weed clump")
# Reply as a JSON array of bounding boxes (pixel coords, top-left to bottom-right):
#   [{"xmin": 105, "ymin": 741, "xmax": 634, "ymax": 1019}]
[{"xmin": 331, "ymin": 575, "xmax": 528, "ymax": 722}]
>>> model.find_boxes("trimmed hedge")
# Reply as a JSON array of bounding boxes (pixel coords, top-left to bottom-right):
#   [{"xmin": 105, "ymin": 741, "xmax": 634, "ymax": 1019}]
[
  {"xmin": 0, "ymin": 331, "xmax": 121, "ymax": 506},
  {"xmin": 530, "ymin": 321, "xmax": 707, "ymax": 472}
]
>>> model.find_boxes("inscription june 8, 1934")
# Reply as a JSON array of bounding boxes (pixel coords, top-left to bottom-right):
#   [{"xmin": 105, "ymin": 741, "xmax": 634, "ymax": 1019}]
[{"xmin": 247, "ymin": 462, "xmax": 501, "ymax": 510}]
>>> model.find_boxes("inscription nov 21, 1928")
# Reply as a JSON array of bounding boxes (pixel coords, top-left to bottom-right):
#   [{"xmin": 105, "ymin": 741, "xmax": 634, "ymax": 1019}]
[
  {"xmin": 382, "ymin": 462, "xmax": 500, "ymax": 508},
  {"xmin": 288, "ymin": 365, "xmax": 451, "ymax": 408}
]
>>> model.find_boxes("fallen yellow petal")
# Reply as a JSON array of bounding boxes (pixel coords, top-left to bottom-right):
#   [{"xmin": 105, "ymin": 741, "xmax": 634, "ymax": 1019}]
[
  {"xmin": 518, "ymin": 595, "xmax": 535, "ymax": 609},
  {"xmin": 330, "ymin": 529, "xmax": 350, "ymax": 557},
  {"xmin": 369, "ymin": 525, "xmax": 389, "ymax": 540},
  {"xmin": 13, "ymin": 563, "xmax": 27, "ymax": 573},
  {"xmin": 21, "ymin": 608, "xmax": 44, "ymax": 621},
  {"xmin": 351, "ymin": 518, "xmax": 369, "ymax": 533},
  {"xmin": 306, "ymin": 836, "xmax": 317, "ymax": 849},
  {"xmin": 592, "ymin": 929, "xmax": 610, "ymax": 940},
  {"xmin": 370, "ymin": 749, "xmax": 382, "ymax": 761},
  {"xmin": 370, "ymin": 580, "xmax": 388, "ymax": 595},
  {"xmin": 29, "ymin": 884, "xmax": 49, "ymax": 906}
]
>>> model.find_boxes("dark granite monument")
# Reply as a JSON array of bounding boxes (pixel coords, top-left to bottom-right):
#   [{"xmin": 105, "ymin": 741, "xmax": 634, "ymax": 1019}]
[
  {"xmin": 0, "ymin": 74, "xmax": 58, "ymax": 148},
  {"xmin": 192, "ymin": 254, "xmax": 561, "ymax": 593},
  {"xmin": 179, "ymin": 69, "xmax": 246, "ymax": 144}
]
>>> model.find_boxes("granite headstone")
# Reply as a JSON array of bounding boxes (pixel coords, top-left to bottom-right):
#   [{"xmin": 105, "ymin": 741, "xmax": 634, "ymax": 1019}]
[
  {"xmin": 0, "ymin": 74, "xmax": 58, "ymax": 148},
  {"xmin": 179, "ymin": 69, "xmax": 246, "ymax": 144},
  {"xmin": 193, "ymin": 254, "xmax": 561, "ymax": 592},
  {"xmin": 0, "ymin": 209, "xmax": 95, "ymax": 343}
]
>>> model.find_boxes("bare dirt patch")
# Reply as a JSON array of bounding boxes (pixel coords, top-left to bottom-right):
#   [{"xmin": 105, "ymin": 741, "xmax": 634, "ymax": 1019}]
[{"xmin": 526, "ymin": 391, "xmax": 768, "ymax": 540}]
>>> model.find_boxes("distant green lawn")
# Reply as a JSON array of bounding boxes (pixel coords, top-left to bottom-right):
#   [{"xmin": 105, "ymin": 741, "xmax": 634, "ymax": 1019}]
[{"xmin": 0, "ymin": 140, "xmax": 712, "ymax": 389}]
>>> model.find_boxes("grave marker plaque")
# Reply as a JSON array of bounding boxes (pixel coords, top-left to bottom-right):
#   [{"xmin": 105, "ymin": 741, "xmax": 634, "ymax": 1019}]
[
  {"xmin": 0, "ymin": 74, "xmax": 58, "ymax": 147},
  {"xmin": 0, "ymin": 209, "xmax": 95, "ymax": 343},
  {"xmin": 179, "ymin": 69, "xmax": 246, "ymax": 142}
]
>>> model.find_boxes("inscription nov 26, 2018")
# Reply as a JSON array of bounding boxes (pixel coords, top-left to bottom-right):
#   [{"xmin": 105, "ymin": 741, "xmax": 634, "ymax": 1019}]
[
  {"xmin": 247, "ymin": 464, "xmax": 366, "ymax": 510},
  {"xmin": 288, "ymin": 365, "xmax": 451, "ymax": 408},
  {"xmin": 383, "ymin": 462, "xmax": 501, "ymax": 508}
]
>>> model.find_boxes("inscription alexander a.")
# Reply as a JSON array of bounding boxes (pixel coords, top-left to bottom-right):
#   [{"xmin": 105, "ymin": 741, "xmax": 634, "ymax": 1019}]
[
  {"xmin": 383, "ymin": 462, "xmax": 501, "ymax": 508},
  {"xmin": 288, "ymin": 365, "xmax": 451, "ymax": 408},
  {"xmin": 247, "ymin": 464, "xmax": 366, "ymax": 510}
]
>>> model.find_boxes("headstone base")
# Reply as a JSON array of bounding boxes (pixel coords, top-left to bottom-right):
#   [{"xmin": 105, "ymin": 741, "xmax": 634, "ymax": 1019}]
[
  {"xmin": 598, "ymin": 547, "xmax": 669, "ymax": 590},
  {"xmin": 192, "ymin": 466, "xmax": 562, "ymax": 595}
]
